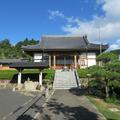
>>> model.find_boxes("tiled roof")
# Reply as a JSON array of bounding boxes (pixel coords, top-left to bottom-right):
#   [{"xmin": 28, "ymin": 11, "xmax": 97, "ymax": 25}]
[
  {"xmin": 0, "ymin": 59, "xmax": 22, "ymax": 64},
  {"xmin": 22, "ymin": 35, "xmax": 108, "ymax": 51},
  {"xmin": 9, "ymin": 61, "xmax": 48, "ymax": 69}
]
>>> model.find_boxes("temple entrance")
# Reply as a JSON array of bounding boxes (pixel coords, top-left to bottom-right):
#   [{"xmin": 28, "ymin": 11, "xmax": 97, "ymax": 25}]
[{"xmin": 56, "ymin": 55, "xmax": 74, "ymax": 69}]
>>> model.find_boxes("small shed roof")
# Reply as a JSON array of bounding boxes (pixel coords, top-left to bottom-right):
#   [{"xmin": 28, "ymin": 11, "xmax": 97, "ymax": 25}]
[
  {"xmin": 0, "ymin": 59, "xmax": 22, "ymax": 64},
  {"xmin": 9, "ymin": 61, "xmax": 48, "ymax": 69}
]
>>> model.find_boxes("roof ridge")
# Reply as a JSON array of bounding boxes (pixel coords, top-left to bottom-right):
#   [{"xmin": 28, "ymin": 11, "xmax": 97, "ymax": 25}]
[{"xmin": 42, "ymin": 35, "xmax": 83, "ymax": 38}]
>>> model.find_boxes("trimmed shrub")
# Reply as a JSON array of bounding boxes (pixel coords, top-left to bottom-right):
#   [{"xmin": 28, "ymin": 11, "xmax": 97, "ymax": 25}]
[
  {"xmin": 77, "ymin": 69, "xmax": 88, "ymax": 78},
  {"xmin": 97, "ymin": 52, "xmax": 117, "ymax": 64}
]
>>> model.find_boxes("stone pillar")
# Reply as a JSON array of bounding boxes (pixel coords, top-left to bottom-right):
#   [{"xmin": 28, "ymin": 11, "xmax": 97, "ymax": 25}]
[
  {"xmin": 86, "ymin": 53, "xmax": 88, "ymax": 68},
  {"xmin": 39, "ymin": 71, "xmax": 42, "ymax": 86},
  {"xmin": 53, "ymin": 55, "xmax": 56, "ymax": 69},
  {"xmin": 18, "ymin": 70, "xmax": 22, "ymax": 85},
  {"xmin": 49, "ymin": 55, "xmax": 51, "ymax": 68},
  {"xmin": 79, "ymin": 55, "xmax": 81, "ymax": 68},
  {"xmin": 74, "ymin": 55, "xmax": 77, "ymax": 68}
]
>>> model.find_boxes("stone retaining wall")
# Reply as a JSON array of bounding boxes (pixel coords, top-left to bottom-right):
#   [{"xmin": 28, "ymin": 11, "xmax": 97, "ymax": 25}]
[{"xmin": 79, "ymin": 78, "xmax": 95, "ymax": 87}]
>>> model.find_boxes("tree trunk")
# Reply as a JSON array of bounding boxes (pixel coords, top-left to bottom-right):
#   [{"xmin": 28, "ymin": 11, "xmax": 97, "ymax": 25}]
[{"xmin": 105, "ymin": 79, "xmax": 109, "ymax": 98}]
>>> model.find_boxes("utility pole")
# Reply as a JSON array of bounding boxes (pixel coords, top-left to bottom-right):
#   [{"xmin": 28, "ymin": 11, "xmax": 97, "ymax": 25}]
[{"xmin": 99, "ymin": 25, "xmax": 102, "ymax": 54}]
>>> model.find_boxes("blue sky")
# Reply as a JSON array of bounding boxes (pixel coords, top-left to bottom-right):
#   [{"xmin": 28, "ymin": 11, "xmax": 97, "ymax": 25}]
[{"xmin": 0, "ymin": 0, "xmax": 120, "ymax": 50}]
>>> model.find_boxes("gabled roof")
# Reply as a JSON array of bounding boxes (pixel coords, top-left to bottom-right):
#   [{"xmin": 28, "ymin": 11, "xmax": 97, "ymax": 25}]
[
  {"xmin": 9, "ymin": 61, "xmax": 48, "ymax": 69},
  {"xmin": 22, "ymin": 35, "xmax": 108, "ymax": 52},
  {"xmin": 41, "ymin": 36, "xmax": 88, "ymax": 49}
]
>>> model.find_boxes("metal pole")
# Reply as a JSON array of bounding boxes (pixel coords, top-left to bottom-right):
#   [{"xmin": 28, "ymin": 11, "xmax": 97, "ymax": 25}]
[{"xmin": 99, "ymin": 25, "xmax": 102, "ymax": 54}]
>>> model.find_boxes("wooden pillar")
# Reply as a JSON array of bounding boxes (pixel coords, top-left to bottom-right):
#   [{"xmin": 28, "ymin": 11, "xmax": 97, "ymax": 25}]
[
  {"xmin": 49, "ymin": 55, "xmax": 51, "ymax": 68},
  {"xmin": 74, "ymin": 55, "xmax": 77, "ymax": 69},
  {"xmin": 18, "ymin": 69, "xmax": 22, "ymax": 85},
  {"xmin": 53, "ymin": 55, "xmax": 56, "ymax": 69},
  {"xmin": 39, "ymin": 71, "xmax": 42, "ymax": 86}
]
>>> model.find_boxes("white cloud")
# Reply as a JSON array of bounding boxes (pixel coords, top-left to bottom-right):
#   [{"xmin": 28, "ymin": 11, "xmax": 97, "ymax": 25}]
[
  {"xmin": 48, "ymin": 10, "xmax": 65, "ymax": 20},
  {"xmin": 48, "ymin": 0, "xmax": 120, "ymax": 50},
  {"xmin": 109, "ymin": 39, "xmax": 120, "ymax": 50},
  {"xmin": 102, "ymin": 0, "xmax": 120, "ymax": 20},
  {"xmin": 48, "ymin": 10, "xmax": 81, "ymax": 25}
]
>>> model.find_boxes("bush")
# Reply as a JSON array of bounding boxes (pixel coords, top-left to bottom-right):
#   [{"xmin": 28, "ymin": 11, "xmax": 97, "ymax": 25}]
[
  {"xmin": 42, "ymin": 68, "xmax": 55, "ymax": 80},
  {"xmin": 42, "ymin": 68, "xmax": 55, "ymax": 85},
  {"xmin": 89, "ymin": 80, "xmax": 105, "ymax": 97},
  {"xmin": 97, "ymin": 52, "xmax": 117, "ymax": 63},
  {"xmin": 77, "ymin": 69, "xmax": 88, "ymax": 78},
  {"xmin": 105, "ymin": 60, "xmax": 120, "ymax": 73},
  {"xmin": 105, "ymin": 96, "xmax": 120, "ymax": 104}
]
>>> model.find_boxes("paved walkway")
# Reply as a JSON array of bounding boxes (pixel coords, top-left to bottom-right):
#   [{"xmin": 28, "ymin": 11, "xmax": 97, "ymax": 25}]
[
  {"xmin": 38, "ymin": 89, "xmax": 106, "ymax": 120},
  {"xmin": 0, "ymin": 88, "xmax": 45, "ymax": 120}
]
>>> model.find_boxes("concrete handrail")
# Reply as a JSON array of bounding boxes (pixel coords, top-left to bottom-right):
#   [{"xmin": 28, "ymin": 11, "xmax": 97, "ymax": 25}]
[{"xmin": 74, "ymin": 69, "xmax": 81, "ymax": 88}]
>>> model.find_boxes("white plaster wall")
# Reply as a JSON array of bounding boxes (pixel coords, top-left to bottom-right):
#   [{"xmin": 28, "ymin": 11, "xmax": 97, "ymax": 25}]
[
  {"xmin": 87, "ymin": 53, "xmax": 96, "ymax": 67},
  {"xmin": 88, "ymin": 59, "xmax": 96, "ymax": 67},
  {"xmin": 34, "ymin": 53, "xmax": 42, "ymax": 62},
  {"xmin": 79, "ymin": 53, "xmax": 96, "ymax": 67},
  {"xmin": 87, "ymin": 53, "xmax": 96, "ymax": 59}
]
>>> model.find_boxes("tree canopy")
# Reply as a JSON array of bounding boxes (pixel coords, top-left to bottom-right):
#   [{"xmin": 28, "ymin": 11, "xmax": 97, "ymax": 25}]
[
  {"xmin": 97, "ymin": 52, "xmax": 118, "ymax": 63},
  {"xmin": 0, "ymin": 38, "xmax": 39, "ymax": 59}
]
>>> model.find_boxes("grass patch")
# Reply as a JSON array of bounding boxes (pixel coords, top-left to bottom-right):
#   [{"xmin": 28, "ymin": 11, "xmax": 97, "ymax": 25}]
[{"xmin": 87, "ymin": 96, "xmax": 120, "ymax": 120}]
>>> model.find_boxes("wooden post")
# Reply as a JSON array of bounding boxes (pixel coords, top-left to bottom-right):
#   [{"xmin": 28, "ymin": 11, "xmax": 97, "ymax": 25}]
[
  {"xmin": 39, "ymin": 71, "xmax": 42, "ymax": 86},
  {"xmin": 74, "ymin": 55, "xmax": 77, "ymax": 69},
  {"xmin": 49, "ymin": 55, "xmax": 51, "ymax": 68},
  {"xmin": 18, "ymin": 69, "xmax": 22, "ymax": 85},
  {"xmin": 53, "ymin": 55, "xmax": 56, "ymax": 69}
]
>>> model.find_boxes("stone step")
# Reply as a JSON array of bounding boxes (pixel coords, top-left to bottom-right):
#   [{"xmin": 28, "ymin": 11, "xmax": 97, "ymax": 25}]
[{"xmin": 53, "ymin": 70, "xmax": 79, "ymax": 89}]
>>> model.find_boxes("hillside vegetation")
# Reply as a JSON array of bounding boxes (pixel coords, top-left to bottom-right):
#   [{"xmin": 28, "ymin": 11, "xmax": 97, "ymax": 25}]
[{"xmin": 0, "ymin": 38, "xmax": 39, "ymax": 59}]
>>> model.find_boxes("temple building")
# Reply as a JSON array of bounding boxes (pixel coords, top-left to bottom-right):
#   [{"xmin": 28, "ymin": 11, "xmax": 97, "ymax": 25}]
[{"xmin": 22, "ymin": 35, "xmax": 108, "ymax": 69}]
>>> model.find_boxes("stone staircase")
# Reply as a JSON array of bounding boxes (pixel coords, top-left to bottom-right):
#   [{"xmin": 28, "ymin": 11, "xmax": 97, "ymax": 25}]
[{"xmin": 53, "ymin": 70, "xmax": 79, "ymax": 89}]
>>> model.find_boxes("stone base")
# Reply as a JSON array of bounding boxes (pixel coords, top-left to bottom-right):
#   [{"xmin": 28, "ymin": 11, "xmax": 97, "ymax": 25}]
[{"xmin": 24, "ymin": 81, "xmax": 39, "ymax": 91}]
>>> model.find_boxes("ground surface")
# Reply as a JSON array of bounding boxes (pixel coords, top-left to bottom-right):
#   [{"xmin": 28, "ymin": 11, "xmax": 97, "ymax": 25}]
[
  {"xmin": 88, "ymin": 96, "xmax": 120, "ymax": 120},
  {"xmin": 0, "ymin": 88, "xmax": 45, "ymax": 120},
  {"xmin": 38, "ymin": 89, "xmax": 106, "ymax": 120}
]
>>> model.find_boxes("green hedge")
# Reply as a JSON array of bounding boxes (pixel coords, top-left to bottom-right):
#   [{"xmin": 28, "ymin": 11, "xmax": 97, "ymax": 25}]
[
  {"xmin": 0, "ymin": 70, "xmax": 17, "ymax": 80},
  {"xmin": 0, "ymin": 69, "xmax": 55, "ymax": 80}
]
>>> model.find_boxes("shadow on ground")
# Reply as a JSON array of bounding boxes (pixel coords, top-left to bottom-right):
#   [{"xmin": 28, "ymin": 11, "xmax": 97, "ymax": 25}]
[
  {"xmin": 40, "ymin": 97, "xmax": 100, "ymax": 120},
  {"xmin": 69, "ymin": 88, "xmax": 88, "ymax": 96},
  {"xmin": 16, "ymin": 114, "xmax": 34, "ymax": 120}
]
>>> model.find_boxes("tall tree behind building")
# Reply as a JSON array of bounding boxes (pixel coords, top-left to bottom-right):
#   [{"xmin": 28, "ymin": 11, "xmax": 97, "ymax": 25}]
[{"xmin": 0, "ymin": 38, "xmax": 39, "ymax": 59}]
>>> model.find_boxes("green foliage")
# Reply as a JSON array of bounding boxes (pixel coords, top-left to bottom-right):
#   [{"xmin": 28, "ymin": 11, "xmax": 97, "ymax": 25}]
[
  {"xmin": 88, "ymin": 65, "xmax": 105, "ymax": 78},
  {"xmin": 77, "ymin": 69, "xmax": 88, "ymax": 78},
  {"xmin": 42, "ymin": 68, "xmax": 55, "ymax": 85},
  {"xmin": 0, "ymin": 69, "xmax": 39, "ymax": 80},
  {"xmin": 97, "ymin": 52, "xmax": 117, "ymax": 63},
  {"xmin": 0, "ymin": 70, "xmax": 17, "ymax": 80},
  {"xmin": 89, "ymin": 79, "xmax": 105, "ymax": 97},
  {"xmin": 43, "ymin": 68, "xmax": 55, "ymax": 80},
  {"xmin": 105, "ymin": 97, "xmax": 120, "ymax": 104},
  {"xmin": 106, "ymin": 61, "xmax": 120, "ymax": 73},
  {"xmin": 0, "ymin": 68, "xmax": 55, "ymax": 87},
  {"xmin": 0, "ymin": 38, "xmax": 39, "ymax": 59}
]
